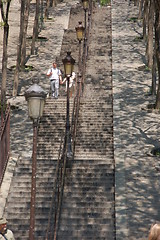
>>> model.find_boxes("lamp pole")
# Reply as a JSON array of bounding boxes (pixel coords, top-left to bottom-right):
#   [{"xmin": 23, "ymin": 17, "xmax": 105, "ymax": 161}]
[
  {"xmin": 62, "ymin": 52, "xmax": 75, "ymax": 158},
  {"xmin": 75, "ymin": 21, "xmax": 85, "ymax": 74},
  {"xmin": 29, "ymin": 119, "xmax": 38, "ymax": 240},
  {"xmin": 25, "ymin": 83, "xmax": 47, "ymax": 240},
  {"xmin": 82, "ymin": 0, "xmax": 89, "ymax": 52}
]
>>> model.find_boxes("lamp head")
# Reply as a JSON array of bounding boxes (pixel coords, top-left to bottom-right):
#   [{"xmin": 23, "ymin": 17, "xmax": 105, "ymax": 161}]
[
  {"xmin": 82, "ymin": 0, "xmax": 89, "ymax": 10},
  {"xmin": 62, "ymin": 52, "xmax": 75, "ymax": 77},
  {"xmin": 75, "ymin": 21, "xmax": 85, "ymax": 42},
  {"xmin": 25, "ymin": 83, "xmax": 47, "ymax": 122}
]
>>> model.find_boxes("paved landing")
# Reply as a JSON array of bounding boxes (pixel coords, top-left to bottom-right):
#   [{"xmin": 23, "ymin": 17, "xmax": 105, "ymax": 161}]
[{"xmin": 113, "ymin": 1, "xmax": 160, "ymax": 239}]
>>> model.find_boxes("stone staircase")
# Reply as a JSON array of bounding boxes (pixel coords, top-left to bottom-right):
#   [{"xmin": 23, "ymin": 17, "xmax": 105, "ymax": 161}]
[
  {"xmin": 4, "ymin": 97, "xmax": 69, "ymax": 239},
  {"xmin": 57, "ymin": 5, "xmax": 115, "ymax": 240},
  {"xmin": 5, "ymin": 157, "xmax": 56, "ymax": 239},
  {"xmin": 3, "ymin": 3, "xmax": 115, "ymax": 240}
]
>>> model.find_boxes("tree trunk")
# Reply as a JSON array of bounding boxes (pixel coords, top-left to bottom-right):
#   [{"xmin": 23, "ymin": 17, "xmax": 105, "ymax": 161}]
[
  {"xmin": 51, "ymin": 0, "xmax": 57, "ymax": 7},
  {"xmin": 138, "ymin": 0, "xmax": 144, "ymax": 19},
  {"xmin": 21, "ymin": 0, "xmax": 30, "ymax": 66},
  {"xmin": 0, "ymin": 0, "xmax": 11, "ymax": 120},
  {"xmin": 13, "ymin": 0, "xmax": 30, "ymax": 96},
  {"xmin": 45, "ymin": 0, "xmax": 50, "ymax": 19},
  {"xmin": 40, "ymin": 0, "xmax": 44, "ymax": 31},
  {"xmin": 143, "ymin": 0, "xmax": 148, "ymax": 40},
  {"xmin": 154, "ymin": 3, "xmax": 160, "ymax": 109},
  {"xmin": 146, "ymin": 0, "xmax": 154, "ymax": 68},
  {"xmin": 151, "ymin": 46, "xmax": 157, "ymax": 95},
  {"xmin": 31, "ymin": 0, "xmax": 40, "ymax": 55}
]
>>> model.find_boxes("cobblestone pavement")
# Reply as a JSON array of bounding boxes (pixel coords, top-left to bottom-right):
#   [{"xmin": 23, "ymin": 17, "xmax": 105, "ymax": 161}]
[
  {"xmin": 1, "ymin": 0, "xmax": 160, "ymax": 239},
  {"xmin": 113, "ymin": 1, "xmax": 160, "ymax": 239}
]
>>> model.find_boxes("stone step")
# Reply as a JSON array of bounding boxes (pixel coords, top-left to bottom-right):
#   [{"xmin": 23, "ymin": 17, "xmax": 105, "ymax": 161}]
[
  {"xmin": 7, "ymin": 197, "xmax": 114, "ymax": 209},
  {"xmin": 80, "ymin": 105, "xmax": 112, "ymax": 110},
  {"xmin": 57, "ymin": 230, "xmax": 115, "ymax": 239},
  {"xmin": 65, "ymin": 169, "xmax": 114, "ymax": 175},
  {"xmin": 38, "ymin": 130, "xmax": 112, "ymax": 136},
  {"xmin": 10, "ymin": 182, "xmax": 55, "ymax": 189},
  {"xmin": 8, "ymin": 186, "xmax": 114, "ymax": 196},
  {"xmin": 12, "ymin": 172, "xmax": 114, "ymax": 181},
  {"xmin": 14, "ymin": 162, "xmax": 57, "ymax": 168},
  {"xmin": 38, "ymin": 127, "xmax": 65, "ymax": 132},
  {"xmin": 58, "ymin": 223, "xmax": 114, "ymax": 232},
  {"xmin": 36, "ymin": 155, "xmax": 114, "ymax": 163},
  {"xmin": 13, "ymin": 172, "xmax": 56, "ymax": 178},
  {"xmin": 40, "ymin": 119, "xmax": 112, "ymax": 124},
  {"xmin": 14, "ymin": 168, "xmax": 56, "ymax": 174},
  {"xmin": 36, "ymin": 145, "xmax": 113, "ymax": 152},
  {"xmin": 6, "ymin": 205, "xmax": 114, "ymax": 218},
  {"xmin": 9, "ymin": 172, "xmax": 114, "ymax": 187},
  {"xmin": 77, "ymin": 114, "xmax": 113, "ymax": 119},
  {"xmin": 7, "ymin": 195, "xmax": 53, "ymax": 203},
  {"xmin": 62, "ymin": 206, "xmax": 114, "ymax": 216},
  {"xmin": 74, "ymin": 151, "xmax": 113, "ymax": 156}
]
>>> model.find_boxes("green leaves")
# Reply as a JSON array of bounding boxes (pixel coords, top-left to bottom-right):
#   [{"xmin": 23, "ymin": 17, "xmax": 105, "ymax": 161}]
[
  {"xmin": 0, "ymin": 21, "xmax": 5, "ymax": 29},
  {"xmin": 100, "ymin": 0, "xmax": 110, "ymax": 6}
]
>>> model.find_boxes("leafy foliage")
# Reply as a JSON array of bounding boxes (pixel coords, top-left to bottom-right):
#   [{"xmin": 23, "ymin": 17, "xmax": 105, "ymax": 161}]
[
  {"xmin": 100, "ymin": 0, "xmax": 111, "ymax": 6},
  {"xmin": 0, "ymin": 21, "xmax": 5, "ymax": 28}
]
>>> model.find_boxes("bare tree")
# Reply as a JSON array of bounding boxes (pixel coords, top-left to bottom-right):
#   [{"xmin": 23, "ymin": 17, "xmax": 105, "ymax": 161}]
[
  {"xmin": 21, "ymin": 0, "xmax": 31, "ymax": 66},
  {"xmin": 142, "ymin": 0, "xmax": 148, "ymax": 40},
  {"xmin": 154, "ymin": 0, "xmax": 160, "ymax": 109},
  {"xmin": 0, "ymin": 0, "xmax": 11, "ymax": 120},
  {"xmin": 13, "ymin": 0, "xmax": 31, "ymax": 97},
  {"xmin": 146, "ymin": 0, "xmax": 154, "ymax": 68},
  {"xmin": 45, "ymin": 0, "xmax": 50, "ymax": 19},
  {"xmin": 40, "ymin": 0, "xmax": 44, "ymax": 30},
  {"xmin": 31, "ymin": 0, "xmax": 40, "ymax": 55},
  {"xmin": 51, "ymin": 0, "xmax": 57, "ymax": 7},
  {"xmin": 45, "ymin": 0, "xmax": 57, "ymax": 19},
  {"xmin": 151, "ymin": 45, "xmax": 157, "ymax": 95},
  {"xmin": 138, "ymin": 0, "xmax": 144, "ymax": 19}
]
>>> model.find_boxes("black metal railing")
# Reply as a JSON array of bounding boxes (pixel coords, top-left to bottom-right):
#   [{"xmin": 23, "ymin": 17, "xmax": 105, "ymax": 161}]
[
  {"xmin": 45, "ymin": 1, "xmax": 93, "ymax": 239},
  {"xmin": 0, "ymin": 104, "xmax": 10, "ymax": 186},
  {"xmin": 45, "ymin": 132, "xmax": 66, "ymax": 240}
]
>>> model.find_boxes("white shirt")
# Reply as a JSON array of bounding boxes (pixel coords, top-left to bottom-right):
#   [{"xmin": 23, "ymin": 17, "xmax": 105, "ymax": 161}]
[
  {"xmin": 47, "ymin": 67, "xmax": 61, "ymax": 81},
  {"xmin": 62, "ymin": 72, "xmax": 76, "ymax": 88},
  {"xmin": 0, "ymin": 229, "xmax": 15, "ymax": 240}
]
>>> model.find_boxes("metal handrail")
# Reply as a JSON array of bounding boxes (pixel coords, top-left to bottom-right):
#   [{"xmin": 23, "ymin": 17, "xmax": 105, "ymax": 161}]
[
  {"xmin": 71, "ymin": 76, "xmax": 82, "ymax": 156},
  {"xmin": 45, "ymin": 1, "xmax": 93, "ymax": 238},
  {"xmin": 45, "ymin": 131, "xmax": 65, "ymax": 240},
  {"xmin": 71, "ymin": 0, "xmax": 93, "ymax": 154},
  {"xmin": 0, "ymin": 104, "xmax": 10, "ymax": 186}
]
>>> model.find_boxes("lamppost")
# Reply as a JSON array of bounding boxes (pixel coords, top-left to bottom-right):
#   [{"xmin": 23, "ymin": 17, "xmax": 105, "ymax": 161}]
[
  {"xmin": 62, "ymin": 52, "xmax": 75, "ymax": 158},
  {"xmin": 82, "ymin": 0, "xmax": 89, "ymax": 50},
  {"xmin": 25, "ymin": 83, "xmax": 47, "ymax": 240},
  {"xmin": 75, "ymin": 21, "xmax": 85, "ymax": 73}
]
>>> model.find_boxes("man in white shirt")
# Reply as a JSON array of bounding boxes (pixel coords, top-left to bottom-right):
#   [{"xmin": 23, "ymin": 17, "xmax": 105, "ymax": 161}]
[
  {"xmin": 0, "ymin": 217, "xmax": 15, "ymax": 240},
  {"xmin": 47, "ymin": 62, "xmax": 62, "ymax": 99}
]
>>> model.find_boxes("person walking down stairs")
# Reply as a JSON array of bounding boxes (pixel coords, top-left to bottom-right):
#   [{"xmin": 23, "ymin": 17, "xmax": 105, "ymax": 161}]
[
  {"xmin": 0, "ymin": 217, "xmax": 15, "ymax": 240},
  {"xmin": 46, "ymin": 61, "xmax": 62, "ymax": 99},
  {"xmin": 62, "ymin": 71, "xmax": 76, "ymax": 97}
]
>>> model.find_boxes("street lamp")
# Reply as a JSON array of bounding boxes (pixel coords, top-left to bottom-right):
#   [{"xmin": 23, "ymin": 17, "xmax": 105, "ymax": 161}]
[
  {"xmin": 82, "ymin": 0, "xmax": 89, "ymax": 10},
  {"xmin": 82, "ymin": 0, "xmax": 89, "ymax": 48},
  {"xmin": 25, "ymin": 83, "xmax": 47, "ymax": 240},
  {"xmin": 75, "ymin": 21, "xmax": 85, "ymax": 73},
  {"xmin": 62, "ymin": 52, "xmax": 75, "ymax": 158}
]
